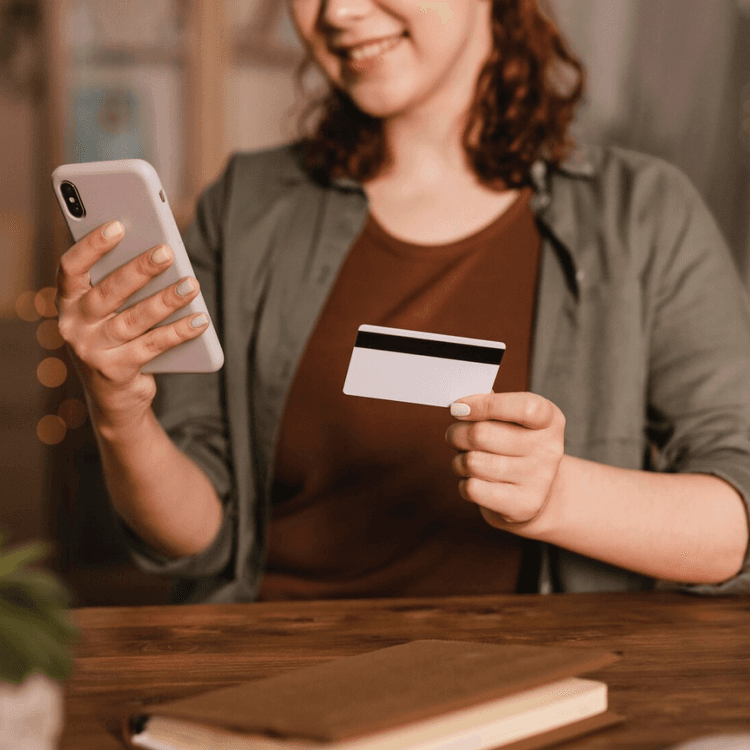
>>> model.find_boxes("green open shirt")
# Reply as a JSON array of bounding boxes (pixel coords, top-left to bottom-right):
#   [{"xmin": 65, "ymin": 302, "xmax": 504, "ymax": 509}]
[{"xmin": 113, "ymin": 142, "xmax": 750, "ymax": 602}]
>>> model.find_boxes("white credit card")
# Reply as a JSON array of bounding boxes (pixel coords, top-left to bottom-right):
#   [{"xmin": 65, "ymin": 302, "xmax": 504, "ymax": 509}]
[{"xmin": 343, "ymin": 325, "xmax": 506, "ymax": 407}]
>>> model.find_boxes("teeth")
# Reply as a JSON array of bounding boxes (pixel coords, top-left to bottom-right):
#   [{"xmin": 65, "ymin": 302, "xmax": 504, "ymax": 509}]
[{"xmin": 347, "ymin": 35, "xmax": 403, "ymax": 62}]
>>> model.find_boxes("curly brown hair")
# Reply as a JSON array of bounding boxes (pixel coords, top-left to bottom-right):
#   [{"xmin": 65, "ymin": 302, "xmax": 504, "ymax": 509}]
[{"xmin": 291, "ymin": 0, "xmax": 585, "ymax": 190}]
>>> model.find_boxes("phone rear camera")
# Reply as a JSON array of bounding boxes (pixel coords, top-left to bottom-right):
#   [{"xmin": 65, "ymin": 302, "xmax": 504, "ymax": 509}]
[{"xmin": 60, "ymin": 181, "xmax": 85, "ymax": 219}]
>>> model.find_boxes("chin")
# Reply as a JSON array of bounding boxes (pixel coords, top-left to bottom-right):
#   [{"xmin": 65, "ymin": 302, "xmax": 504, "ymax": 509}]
[
  {"xmin": 345, "ymin": 87, "xmax": 417, "ymax": 120},
  {"xmin": 350, "ymin": 100, "xmax": 406, "ymax": 119}
]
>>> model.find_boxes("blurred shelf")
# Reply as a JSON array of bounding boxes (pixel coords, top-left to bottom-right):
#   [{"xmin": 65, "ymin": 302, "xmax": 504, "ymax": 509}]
[
  {"xmin": 233, "ymin": 38, "xmax": 303, "ymax": 69},
  {"xmin": 0, "ymin": 320, "xmax": 49, "ymax": 546},
  {"xmin": 73, "ymin": 46, "xmax": 185, "ymax": 67},
  {"xmin": 33, "ymin": 0, "xmax": 232, "ymax": 603}
]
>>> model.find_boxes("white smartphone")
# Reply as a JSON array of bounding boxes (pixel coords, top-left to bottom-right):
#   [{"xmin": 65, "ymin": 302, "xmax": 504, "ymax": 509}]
[{"xmin": 51, "ymin": 159, "xmax": 224, "ymax": 373}]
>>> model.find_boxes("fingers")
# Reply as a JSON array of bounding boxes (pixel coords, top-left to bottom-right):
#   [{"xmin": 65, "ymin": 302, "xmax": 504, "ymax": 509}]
[
  {"xmin": 451, "ymin": 391, "xmax": 558, "ymax": 430},
  {"xmin": 456, "ymin": 477, "xmax": 545, "ymax": 526},
  {"xmin": 446, "ymin": 418, "xmax": 531, "ymax": 456},
  {"xmin": 55, "ymin": 221, "xmax": 126, "ymax": 304},
  {"xmin": 55, "ymin": 218, "xmax": 210, "ymax": 383},
  {"xmin": 451, "ymin": 449, "xmax": 558, "ymax": 499},
  {"xmin": 445, "ymin": 392, "xmax": 566, "ymax": 529},
  {"xmin": 103, "ymin": 274, "xmax": 203, "ymax": 348},
  {"xmin": 71, "ymin": 294, "xmax": 209, "ymax": 384},
  {"xmin": 114, "ymin": 308, "xmax": 209, "ymax": 373},
  {"xmin": 80, "ymin": 241, "xmax": 178, "ymax": 323},
  {"xmin": 452, "ymin": 450, "xmax": 525, "ymax": 484},
  {"xmin": 445, "ymin": 392, "xmax": 565, "ymax": 454}
]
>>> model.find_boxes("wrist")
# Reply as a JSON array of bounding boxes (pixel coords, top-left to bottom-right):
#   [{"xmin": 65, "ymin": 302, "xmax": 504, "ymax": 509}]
[
  {"xmin": 87, "ymin": 396, "xmax": 153, "ymax": 446},
  {"xmin": 529, "ymin": 452, "xmax": 571, "ymax": 541}
]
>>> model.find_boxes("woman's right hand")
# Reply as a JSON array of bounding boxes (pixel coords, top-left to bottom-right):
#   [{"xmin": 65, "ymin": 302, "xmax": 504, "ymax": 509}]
[{"xmin": 54, "ymin": 220, "xmax": 209, "ymax": 436}]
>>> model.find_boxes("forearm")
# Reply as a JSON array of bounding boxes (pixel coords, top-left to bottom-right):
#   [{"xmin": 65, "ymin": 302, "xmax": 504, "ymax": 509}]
[
  {"xmin": 91, "ymin": 407, "xmax": 224, "ymax": 560},
  {"xmin": 524, "ymin": 456, "xmax": 749, "ymax": 584}
]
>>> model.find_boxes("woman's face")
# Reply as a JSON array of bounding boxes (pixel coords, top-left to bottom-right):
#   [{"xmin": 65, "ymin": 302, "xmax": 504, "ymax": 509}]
[{"xmin": 288, "ymin": 0, "xmax": 494, "ymax": 121}]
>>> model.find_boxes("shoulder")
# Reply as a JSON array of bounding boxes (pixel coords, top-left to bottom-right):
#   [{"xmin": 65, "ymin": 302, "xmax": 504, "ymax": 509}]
[
  {"xmin": 543, "ymin": 143, "xmax": 723, "ymax": 275},
  {"xmin": 552, "ymin": 143, "xmax": 705, "ymax": 222},
  {"xmin": 535, "ymin": 143, "xmax": 737, "ymax": 294},
  {"xmin": 194, "ymin": 141, "xmax": 331, "ymax": 235},
  {"xmin": 226, "ymin": 140, "xmax": 321, "ymax": 197},
  {"xmin": 201, "ymin": 141, "xmax": 323, "ymax": 208},
  {"xmin": 231, "ymin": 141, "xmax": 309, "ymax": 178}
]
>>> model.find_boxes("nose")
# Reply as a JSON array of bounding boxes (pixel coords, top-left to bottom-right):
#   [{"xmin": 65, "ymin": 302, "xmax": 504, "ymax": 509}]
[{"xmin": 322, "ymin": 0, "xmax": 373, "ymax": 26}]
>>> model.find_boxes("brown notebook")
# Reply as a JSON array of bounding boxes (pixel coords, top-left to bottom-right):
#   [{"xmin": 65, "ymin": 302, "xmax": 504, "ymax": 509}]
[{"xmin": 123, "ymin": 639, "xmax": 624, "ymax": 750}]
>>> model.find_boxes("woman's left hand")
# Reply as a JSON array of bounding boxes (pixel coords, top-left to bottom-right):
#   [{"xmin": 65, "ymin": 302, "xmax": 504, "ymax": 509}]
[{"xmin": 445, "ymin": 391, "xmax": 566, "ymax": 535}]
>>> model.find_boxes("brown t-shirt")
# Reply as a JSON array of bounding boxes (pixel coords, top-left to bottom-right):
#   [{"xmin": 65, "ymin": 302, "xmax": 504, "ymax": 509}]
[{"xmin": 257, "ymin": 188, "xmax": 542, "ymax": 601}]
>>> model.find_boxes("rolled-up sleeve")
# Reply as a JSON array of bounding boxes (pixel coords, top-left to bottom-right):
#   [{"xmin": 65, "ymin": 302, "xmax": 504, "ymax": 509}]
[
  {"xmin": 644, "ymin": 164, "xmax": 750, "ymax": 594},
  {"xmin": 114, "ymin": 157, "xmax": 237, "ymax": 581}
]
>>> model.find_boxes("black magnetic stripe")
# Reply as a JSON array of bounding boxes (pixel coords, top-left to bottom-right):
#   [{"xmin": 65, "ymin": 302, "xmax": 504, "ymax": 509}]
[{"xmin": 354, "ymin": 331, "xmax": 504, "ymax": 365}]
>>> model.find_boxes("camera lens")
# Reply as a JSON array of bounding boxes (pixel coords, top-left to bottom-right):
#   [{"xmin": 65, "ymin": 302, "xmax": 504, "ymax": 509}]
[{"xmin": 61, "ymin": 181, "xmax": 85, "ymax": 219}]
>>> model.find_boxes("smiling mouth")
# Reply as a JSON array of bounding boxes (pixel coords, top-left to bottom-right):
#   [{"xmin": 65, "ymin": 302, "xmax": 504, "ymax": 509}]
[{"xmin": 339, "ymin": 32, "xmax": 407, "ymax": 63}]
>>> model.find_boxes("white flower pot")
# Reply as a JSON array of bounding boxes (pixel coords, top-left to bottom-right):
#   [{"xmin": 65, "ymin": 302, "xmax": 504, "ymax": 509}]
[{"xmin": 0, "ymin": 673, "xmax": 64, "ymax": 750}]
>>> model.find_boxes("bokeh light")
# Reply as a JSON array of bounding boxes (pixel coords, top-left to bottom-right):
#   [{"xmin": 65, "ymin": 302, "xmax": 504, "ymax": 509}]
[
  {"xmin": 34, "ymin": 287, "xmax": 58, "ymax": 318},
  {"xmin": 57, "ymin": 398, "xmax": 88, "ymax": 429},
  {"xmin": 36, "ymin": 415, "xmax": 67, "ymax": 446},
  {"xmin": 15, "ymin": 291, "xmax": 41, "ymax": 322},
  {"xmin": 22, "ymin": 286, "xmax": 77, "ymax": 444},
  {"xmin": 37, "ymin": 319, "xmax": 65, "ymax": 350},
  {"xmin": 37, "ymin": 357, "xmax": 68, "ymax": 388}
]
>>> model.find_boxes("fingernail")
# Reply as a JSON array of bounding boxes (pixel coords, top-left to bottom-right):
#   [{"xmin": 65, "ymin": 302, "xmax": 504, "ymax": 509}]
[
  {"xmin": 450, "ymin": 403, "xmax": 471, "ymax": 417},
  {"xmin": 103, "ymin": 221, "xmax": 124, "ymax": 238},
  {"xmin": 152, "ymin": 245, "xmax": 171, "ymax": 264},
  {"xmin": 191, "ymin": 314, "xmax": 208, "ymax": 328},
  {"xmin": 177, "ymin": 278, "xmax": 194, "ymax": 296}
]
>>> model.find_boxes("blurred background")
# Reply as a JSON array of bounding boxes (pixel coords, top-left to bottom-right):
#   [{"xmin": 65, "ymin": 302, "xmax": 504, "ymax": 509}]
[{"xmin": 1, "ymin": 0, "xmax": 749, "ymax": 606}]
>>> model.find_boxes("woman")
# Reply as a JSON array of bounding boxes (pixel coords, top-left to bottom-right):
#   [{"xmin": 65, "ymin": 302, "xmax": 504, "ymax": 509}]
[{"xmin": 54, "ymin": 0, "xmax": 750, "ymax": 603}]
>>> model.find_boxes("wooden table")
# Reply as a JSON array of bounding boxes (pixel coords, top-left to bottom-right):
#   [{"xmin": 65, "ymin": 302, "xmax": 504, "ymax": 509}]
[{"xmin": 60, "ymin": 591, "xmax": 750, "ymax": 749}]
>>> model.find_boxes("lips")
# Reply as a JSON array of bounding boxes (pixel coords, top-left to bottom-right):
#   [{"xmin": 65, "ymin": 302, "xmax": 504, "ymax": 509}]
[{"xmin": 333, "ymin": 31, "xmax": 407, "ymax": 61}]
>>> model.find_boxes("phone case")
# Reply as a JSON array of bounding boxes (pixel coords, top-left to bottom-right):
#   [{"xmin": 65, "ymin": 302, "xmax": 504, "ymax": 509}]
[{"xmin": 51, "ymin": 159, "xmax": 224, "ymax": 373}]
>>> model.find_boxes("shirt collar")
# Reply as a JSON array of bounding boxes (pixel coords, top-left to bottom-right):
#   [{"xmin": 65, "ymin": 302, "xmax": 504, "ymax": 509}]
[
  {"xmin": 288, "ymin": 141, "xmax": 600, "ymax": 294},
  {"xmin": 330, "ymin": 175, "xmax": 364, "ymax": 191},
  {"xmin": 529, "ymin": 145, "xmax": 600, "ymax": 294},
  {"xmin": 290, "ymin": 141, "xmax": 598, "ymax": 189}
]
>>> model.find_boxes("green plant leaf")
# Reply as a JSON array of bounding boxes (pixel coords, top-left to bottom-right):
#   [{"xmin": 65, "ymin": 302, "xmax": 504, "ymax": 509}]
[
  {"xmin": 0, "ymin": 531, "xmax": 78, "ymax": 683},
  {"xmin": 0, "ymin": 630, "xmax": 37, "ymax": 684},
  {"xmin": 0, "ymin": 624, "xmax": 68, "ymax": 684},
  {"xmin": 10, "ymin": 568, "xmax": 73, "ymax": 605},
  {"xmin": 0, "ymin": 575, "xmax": 74, "ymax": 619},
  {"xmin": 0, "ymin": 611, "xmax": 75, "ymax": 683},
  {"xmin": 0, "ymin": 542, "xmax": 49, "ymax": 578},
  {"xmin": 0, "ymin": 588, "xmax": 78, "ymax": 637}
]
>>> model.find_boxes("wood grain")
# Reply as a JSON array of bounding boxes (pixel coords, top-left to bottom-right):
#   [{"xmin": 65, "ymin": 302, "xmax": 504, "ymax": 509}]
[{"xmin": 60, "ymin": 592, "xmax": 750, "ymax": 749}]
